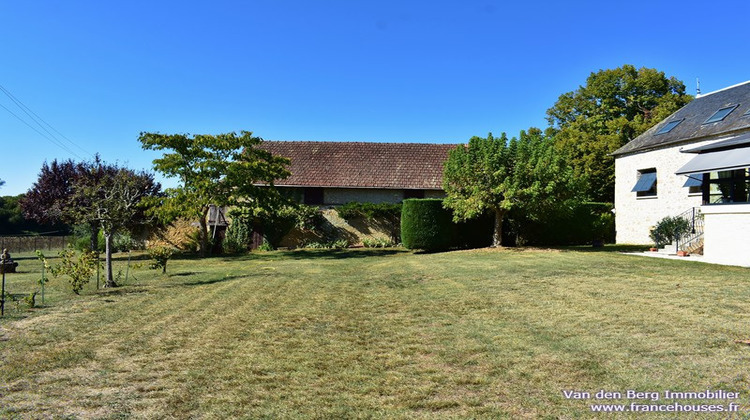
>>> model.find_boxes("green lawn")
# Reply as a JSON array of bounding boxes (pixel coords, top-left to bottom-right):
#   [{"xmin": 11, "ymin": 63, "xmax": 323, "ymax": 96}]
[{"xmin": 1, "ymin": 247, "xmax": 749, "ymax": 418}]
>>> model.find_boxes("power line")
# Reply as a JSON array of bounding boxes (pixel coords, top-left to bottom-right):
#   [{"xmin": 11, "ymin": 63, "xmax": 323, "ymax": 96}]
[
  {"xmin": 0, "ymin": 84, "xmax": 93, "ymax": 160},
  {"xmin": 0, "ymin": 84, "xmax": 93, "ymax": 157},
  {"xmin": 0, "ymin": 102, "xmax": 85, "ymax": 160}
]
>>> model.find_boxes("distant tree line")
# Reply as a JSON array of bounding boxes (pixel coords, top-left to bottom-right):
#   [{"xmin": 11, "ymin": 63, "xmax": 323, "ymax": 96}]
[{"xmin": 0, "ymin": 194, "xmax": 70, "ymax": 235}]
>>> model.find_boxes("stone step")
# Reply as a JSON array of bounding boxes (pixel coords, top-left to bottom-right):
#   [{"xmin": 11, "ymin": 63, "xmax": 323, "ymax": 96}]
[
  {"xmin": 658, "ymin": 242, "xmax": 677, "ymax": 254},
  {"xmin": 656, "ymin": 237, "xmax": 704, "ymax": 255}
]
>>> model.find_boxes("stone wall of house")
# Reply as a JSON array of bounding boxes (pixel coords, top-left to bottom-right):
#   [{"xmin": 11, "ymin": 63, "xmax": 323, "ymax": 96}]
[
  {"xmin": 614, "ymin": 138, "xmax": 718, "ymax": 244},
  {"xmin": 701, "ymin": 204, "xmax": 750, "ymax": 267},
  {"xmin": 279, "ymin": 208, "xmax": 399, "ymax": 247},
  {"xmin": 322, "ymin": 188, "xmax": 445, "ymax": 205},
  {"xmin": 324, "ymin": 188, "xmax": 404, "ymax": 205},
  {"xmin": 277, "ymin": 189, "xmax": 446, "ymax": 246},
  {"xmin": 425, "ymin": 190, "xmax": 446, "ymax": 199}
]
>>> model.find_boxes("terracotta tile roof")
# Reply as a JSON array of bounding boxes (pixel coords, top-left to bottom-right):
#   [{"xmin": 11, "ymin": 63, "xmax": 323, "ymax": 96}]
[{"xmin": 257, "ymin": 141, "xmax": 456, "ymax": 190}]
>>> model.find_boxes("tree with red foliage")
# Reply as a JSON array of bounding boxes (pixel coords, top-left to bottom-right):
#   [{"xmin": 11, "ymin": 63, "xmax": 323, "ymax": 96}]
[{"xmin": 21, "ymin": 159, "xmax": 102, "ymax": 250}]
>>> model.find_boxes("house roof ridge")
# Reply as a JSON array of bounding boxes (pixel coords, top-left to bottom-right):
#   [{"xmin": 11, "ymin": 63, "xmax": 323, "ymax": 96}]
[
  {"xmin": 697, "ymin": 80, "xmax": 750, "ymax": 98},
  {"xmin": 612, "ymin": 80, "xmax": 750, "ymax": 156}
]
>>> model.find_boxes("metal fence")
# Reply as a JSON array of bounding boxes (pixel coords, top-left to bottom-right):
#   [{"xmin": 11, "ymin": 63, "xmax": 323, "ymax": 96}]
[{"xmin": 0, "ymin": 236, "xmax": 69, "ymax": 253}]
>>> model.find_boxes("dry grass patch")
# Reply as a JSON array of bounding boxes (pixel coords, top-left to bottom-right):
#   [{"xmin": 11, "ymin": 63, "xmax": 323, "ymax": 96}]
[{"xmin": 0, "ymin": 247, "xmax": 749, "ymax": 418}]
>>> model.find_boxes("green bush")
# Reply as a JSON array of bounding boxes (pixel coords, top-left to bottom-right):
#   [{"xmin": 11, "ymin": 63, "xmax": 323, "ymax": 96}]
[
  {"xmin": 71, "ymin": 224, "xmax": 105, "ymax": 252},
  {"xmin": 148, "ymin": 246, "xmax": 174, "ymax": 274},
  {"xmin": 649, "ymin": 216, "xmax": 692, "ymax": 247},
  {"xmin": 302, "ymin": 239, "xmax": 349, "ymax": 249},
  {"xmin": 362, "ymin": 237, "xmax": 396, "ymax": 248},
  {"xmin": 401, "ymin": 199, "xmax": 454, "ymax": 251},
  {"xmin": 112, "ymin": 232, "xmax": 142, "ymax": 252},
  {"xmin": 223, "ymin": 216, "xmax": 253, "ymax": 254},
  {"xmin": 262, "ymin": 205, "xmax": 325, "ymax": 247},
  {"xmin": 51, "ymin": 246, "xmax": 99, "ymax": 294},
  {"xmin": 257, "ymin": 238, "xmax": 274, "ymax": 251}
]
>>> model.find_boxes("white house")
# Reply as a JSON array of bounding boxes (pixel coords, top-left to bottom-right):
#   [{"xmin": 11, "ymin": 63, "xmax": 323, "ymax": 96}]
[{"xmin": 612, "ymin": 80, "xmax": 750, "ymax": 266}]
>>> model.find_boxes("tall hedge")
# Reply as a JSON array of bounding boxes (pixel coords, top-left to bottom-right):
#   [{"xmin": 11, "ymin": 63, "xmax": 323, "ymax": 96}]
[
  {"xmin": 400, "ymin": 199, "xmax": 454, "ymax": 251},
  {"xmin": 507, "ymin": 202, "xmax": 615, "ymax": 246}
]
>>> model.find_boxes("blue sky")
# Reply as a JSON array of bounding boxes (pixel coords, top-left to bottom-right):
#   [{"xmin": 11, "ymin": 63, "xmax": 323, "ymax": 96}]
[{"xmin": 2, "ymin": 0, "xmax": 750, "ymax": 196}]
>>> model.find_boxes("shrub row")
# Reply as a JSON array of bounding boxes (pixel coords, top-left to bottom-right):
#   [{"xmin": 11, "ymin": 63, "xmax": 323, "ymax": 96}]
[
  {"xmin": 401, "ymin": 199, "xmax": 614, "ymax": 251},
  {"xmin": 222, "ymin": 198, "xmax": 613, "ymax": 253},
  {"xmin": 507, "ymin": 202, "xmax": 615, "ymax": 246}
]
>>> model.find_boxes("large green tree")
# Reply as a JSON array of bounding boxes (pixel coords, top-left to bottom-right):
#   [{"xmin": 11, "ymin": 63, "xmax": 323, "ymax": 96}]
[
  {"xmin": 443, "ymin": 128, "xmax": 583, "ymax": 247},
  {"xmin": 547, "ymin": 65, "xmax": 692, "ymax": 202},
  {"xmin": 138, "ymin": 131, "xmax": 291, "ymax": 256}
]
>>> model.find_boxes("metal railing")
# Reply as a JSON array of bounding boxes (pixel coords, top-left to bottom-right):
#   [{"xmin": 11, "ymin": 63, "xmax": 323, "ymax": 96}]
[{"xmin": 675, "ymin": 207, "xmax": 704, "ymax": 253}]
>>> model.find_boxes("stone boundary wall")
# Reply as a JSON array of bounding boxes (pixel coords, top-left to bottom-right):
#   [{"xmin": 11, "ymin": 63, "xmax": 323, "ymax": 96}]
[{"xmin": 279, "ymin": 208, "xmax": 398, "ymax": 248}]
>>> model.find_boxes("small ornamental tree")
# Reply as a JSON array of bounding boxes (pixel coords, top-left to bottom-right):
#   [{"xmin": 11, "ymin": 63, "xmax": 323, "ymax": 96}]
[
  {"xmin": 138, "ymin": 131, "xmax": 291, "ymax": 256},
  {"xmin": 148, "ymin": 246, "xmax": 174, "ymax": 274},
  {"xmin": 52, "ymin": 247, "xmax": 99, "ymax": 295},
  {"xmin": 35, "ymin": 250, "xmax": 50, "ymax": 304},
  {"xmin": 24, "ymin": 157, "xmax": 161, "ymax": 288},
  {"xmin": 69, "ymin": 163, "xmax": 161, "ymax": 288},
  {"xmin": 443, "ymin": 128, "xmax": 584, "ymax": 247}
]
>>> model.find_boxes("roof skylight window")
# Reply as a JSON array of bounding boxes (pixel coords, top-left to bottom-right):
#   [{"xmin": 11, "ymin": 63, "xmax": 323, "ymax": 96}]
[
  {"xmin": 655, "ymin": 119, "xmax": 683, "ymax": 135},
  {"xmin": 704, "ymin": 105, "xmax": 739, "ymax": 124}
]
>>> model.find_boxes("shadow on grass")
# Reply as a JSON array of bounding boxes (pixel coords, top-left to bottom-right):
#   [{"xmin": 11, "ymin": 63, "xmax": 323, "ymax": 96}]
[
  {"xmin": 272, "ymin": 248, "xmax": 408, "ymax": 260},
  {"xmin": 110, "ymin": 253, "xmax": 152, "ymax": 262},
  {"xmin": 182, "ymin": 274, "xmax": 249, "ymax": 287},
  {"xmin": 94, "ymin": 287, "xmax": 149, "ymax": 296},
  {"xmin": 169, "ymin": 271, "xmax": 203, "ymax": 277},
  {"xmin": 12, "ymin": 255, "xmax": 41, "ymax": 261},
  {"xmin": 175, "ymin": 248, "xmax": 411, "ymax": 262},
  {"xmin": 557, "ymin": 244, "xmax": 652, "ymax": 253}
]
